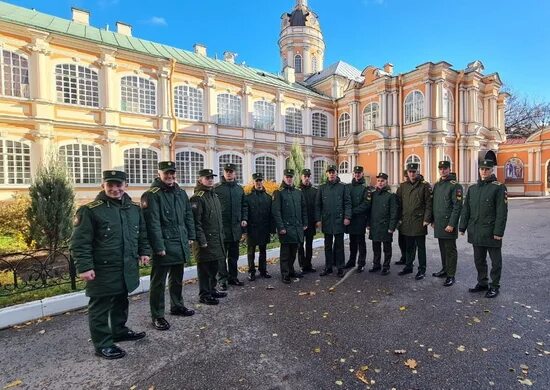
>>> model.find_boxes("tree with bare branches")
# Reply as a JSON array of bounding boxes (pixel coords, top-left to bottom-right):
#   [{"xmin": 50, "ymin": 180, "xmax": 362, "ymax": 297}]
[{"xmin": 504, "ymin": 88, "xmax": 550, "ymax": 138}]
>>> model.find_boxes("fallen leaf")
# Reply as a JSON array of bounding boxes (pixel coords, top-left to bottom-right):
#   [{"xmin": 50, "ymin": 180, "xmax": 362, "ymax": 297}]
[
  {"xmin": 335, "ymin": 380, "xmax": 343, "ymax": 386},
  {"xmin": 456, "ymin": 300, "xmax": 463, "ymax": 303},
  {"xmin": 513, "ymin": 334, "xmax": 522, "ymax": 339},
  {"xmin": 298, "ymin": 291, "xmax": 316, "ymax": 296},
  {"xmin": 268, "ymin": 305, "xmax": 275, "ymax": 308},
  {"xmin": 352, "ymin": 349, "xmax": 358, "ymax": 353},
  {"xmin": 314, "ymin": 347, "xmax": 321, "ymax": 353},
  {"xmin": 404, "ymin": 359, "xmax": 418, "ymax": 369},
  {"xmin": 3, "ymin": 380, "xmax": 23, "ymax": 389},
  {"xmin": 309, "ymin": 330, "xmax": 321, "ymax": 335},
  {"xmin": 520, "ymin": 364, "xmax": 529, "ymax": 370},
  {"xmin": 433, "ymin": 354, "xmax": 441, "ymax": 359},
  {"xmin": 224, "ymin": 338, "xmax": 232, "ymax": 344},
  {"xmin": 272, "ymin": 333, "xmax": 278, "ymax": 337},
  {"xmin": 518, "ymin": 378, "xmax": 533, "ymax": 386},
  {"xmin": 399, "ymin": 306, "xmax": 407, "ymax": 311},
  {"xmin": 328, "ymin": 287, "xmax": 335, "ymax": 292},
  {"xmin": 38, "ymin": 330, "xmax": 46, "ymax": 335},
  {"xmin": 482, "ymin": 348, "xmax": 488, "ymax": 352},
  {"xmin": 374, "ymin": 368, "xmax": 381, "ymax": 373},
  {"xmin": 394, "ymin": 349, "xmax": 407, "ymax": 354},
  {"xmin": 355, "ymin": 370, "xmax": 369, "ymax": 384},
  {"xmin": 473, "ymin": 317, "xmax": 481, "ymax": 323},
  {"xmin": 130, "ymin": 386, "xmax": 137, "ymax": 390},
  {"xmin": 457, "ymin": 345, "xmax": 466, "ymax": 352}
]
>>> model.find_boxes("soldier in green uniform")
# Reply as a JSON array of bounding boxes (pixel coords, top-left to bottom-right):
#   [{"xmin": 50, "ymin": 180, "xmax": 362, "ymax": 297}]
[
  {"xmin": 368, "ymin": 173, "xmax": 399, "ymax": 274},
  {"xmin": 315, "ymin": 165, "xmax": 352, "ymax": 277},
  {"xmin": 344, "ymin": 166, "xmax": 373, "ymax": 272},
  {"xmin": 141, "ymin": 161, "xmax": 196, "ymax": 331},
  {"xmin": 190, "ymin": 169, "xmax": 228, "ymax": 305},
  {"xmin": 71, "ymin": 170, "xmax": 151, "ymax": 359},
  {"xmin": 242, "ymin": 172, "xmax": 273, "ymax": 281},
  {"xmin": 432, "ymin": 161, "xmax": 463, "ymax": 286},
  {"xmin": 272, "ymin": 169, "xmax": 308, "ymax": 284},
  {"xmin": 396, "ymin": 169, "xmax": 410, "ymax": 265},
  {"xmin": 298, "ymin": 168, "xmax": 318, "ymax": 273},
  {"xmin": 459, "ymin": 159, "xmax": 508, "ymax": 298},
  {"xmin": 396, "ymin": 163, "xmax": 433, "ymax": 280},
  {"xmin": 215, "ymin": 163, "xmax": 246, "ymax": 289}
]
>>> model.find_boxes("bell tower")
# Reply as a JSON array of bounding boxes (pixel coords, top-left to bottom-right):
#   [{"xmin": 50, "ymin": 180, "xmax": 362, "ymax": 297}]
[{"xmin": 279, "ymin": 0, "xmax": 325, "ymax": 82}]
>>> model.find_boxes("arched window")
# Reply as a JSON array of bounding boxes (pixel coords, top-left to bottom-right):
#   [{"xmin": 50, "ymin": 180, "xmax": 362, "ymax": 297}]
[
  {"xmin": 120, "ymin": 76, "xmax": 156, "ymax": 115},
  {"xmin": 174, "ymin": 85, "xmax": 203, "ymax": 120},
  {"xmin": 255, "ymin": 156, "xmax": 276, "ymax": 181},
  {"xmin": 176, "ymin": 150, "xmax": 205, "ymax": 184},
  {"xmin": 123, "ymin": 148, "xmax": 159, "ymax": 184},
  {"xmin": 59, "ymin": 144, "xmax": 102, "ymax": 184},
  {"xmin": 443, "ymin": 88, "xmax": 454, "ymax": 121},
  {"xmin": 338, "ymin": 112, "xmax": 351, "ymax": 138},
  {"xmin": 285, "ymin": 107, "xmax": 303, "ymax": 134},
  {"xmin": 217, "ymin": 93, "xmax": 241, "ymax": 126},
  {"xmin": 313, "ymin": 159, "xmax": 328, "ymax": 185},
  {"xmin": 363, "ymin": 103, "xmax": 379, "ymax": 131},
  {"xmin": 339, "ymin": 161, "xmax": 349, "ymax": 173},
  {"xmin": 55, "ymin": 64, "xmax": 99, "ymax": 107},
  {"xmin": 294, "ymin": 54, "xmax": 302, "ymax": 73},
  {"xmin": 253, "ymin": 101, "xmax": 275, "ymax": 130},
  {"xmin": 404, "ymin": 90, "xmax": 424, "ymax": 124},
  {"xmin": 477, "ymin": 98, "xmax": 484, "ymax": 124},
  {"xmin": 0, "ymin": 140, "xmax": 31, "ymax": 184},
  {"xmin": 0, "ymin": 50, "xmax": 29, "ymax": 98},
  {"xmin": 219, "ymin": 153, "xmax": 243, "ymax": 183},
  {"xmin": 312, "ymin": 112, "xmax": 328, "ymax": 137},
  {"xmin": 505, "ymin": 157, "xmax": 524, "ymax": 181},
  {"xmin": 311, "ymin": 56, "xmax": 318, "ymax": 73},
  {"xmin": 405, "ymin": 154, "xmax": 422, "ymax": 173}
]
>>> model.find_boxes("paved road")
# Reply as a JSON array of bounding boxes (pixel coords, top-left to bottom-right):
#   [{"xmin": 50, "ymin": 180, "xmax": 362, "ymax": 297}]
[{"xmin": 1, "ymin": 199, "xmax": 549, "ymax": 390}]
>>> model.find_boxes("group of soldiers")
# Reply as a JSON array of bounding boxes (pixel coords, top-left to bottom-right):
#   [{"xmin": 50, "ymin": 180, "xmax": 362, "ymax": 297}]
[{"xmin": 70, "ymin": 158, "xmax": 508, "ymax": 360}]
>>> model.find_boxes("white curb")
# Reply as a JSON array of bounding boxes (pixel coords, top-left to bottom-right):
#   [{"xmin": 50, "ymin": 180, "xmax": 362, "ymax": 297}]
[{"xmin": 0, "ymin": 239, "xmax": 324, "ymax": 329}]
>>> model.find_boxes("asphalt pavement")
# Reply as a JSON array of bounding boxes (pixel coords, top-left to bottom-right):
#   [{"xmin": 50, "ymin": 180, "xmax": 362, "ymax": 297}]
[{"xmin": 1, "ymin": 199, "xmax": 549, "ymax": 390}]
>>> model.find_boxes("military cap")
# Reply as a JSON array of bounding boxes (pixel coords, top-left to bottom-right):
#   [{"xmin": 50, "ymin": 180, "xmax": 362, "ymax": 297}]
[
  {"xmin": 406, "ymin": 163, "xmax": 419, "ymax": 172},
  {"xmin": 252, "ymin": 172, "xmax": 264, "ymax": 181},
  {"xmin": 158, "ymin": 161, "xmax": 176, "ymax": 172},
  {"xmin": 103, "ymin": 170, "xmax": 126, "ymax": 183},
  {"xmin": 479, "ymin": 159, "xmax": 495, "ymax": 168},
  {"xmin": 301, "ymin": 168, "xmax": 312, "ymax": 176},
  {"xmin": 283, "ymin": 168, "xmax": 295, "ymax": 177},
  {"xmin": 326, "ymin": 164, "xmax": 337, "ymax": 172},
  {"xmin": 353, "ymin": 165, "xmax": 364, "ymax": 173},
  {"xmin": 438, "ymin": 160, "xmax": 451, "ymax": 169},
  {"xmin": 223, "ymin": 163, "xmax": 237, "ymax": 172},
  {"xmin": 198, "ymin": 168, "xmax": 217, "ymax": 177},
  {"xmin": 376, "ymin": 172, "xmax": 388, "ymax": 180}
]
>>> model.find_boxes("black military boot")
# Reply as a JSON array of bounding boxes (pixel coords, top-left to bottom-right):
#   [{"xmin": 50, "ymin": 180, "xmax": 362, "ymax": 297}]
[
  {"xmin": 248, "ymin": 272, "xmax": 256, "ymax": 281},
  {"xmin": 320, "ymin": 268, "xmax": 333, "ymax": 276},
  {"xmin": 368, "ymin": 266, "xmax": 381, "ymax": 273},
  {"xmin": 443, "ymin": 277, "xmax": 455, "ymax": 287},
  {"xmin": 344, "ymin": 261, "xmax": 355, "ymax": 269},
  {"xmin": 95, "ymin": 345, "xmax": 126, "ymax": 360},
  {"xmin": 432, "ymin": 269, "xmax": 447, "ymax": 278},
  {"xmin": 485, "ymin": 287, "xmax": 499, "ymax": 298},
  {"xmin": 468, "ymin": 284, "xmax": 489, "ymax": 293}
]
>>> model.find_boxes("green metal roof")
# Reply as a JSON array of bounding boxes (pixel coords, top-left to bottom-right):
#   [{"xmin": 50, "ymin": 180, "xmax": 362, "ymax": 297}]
[{"xmin": 0, "ymin": 1, "xmax": 330, "ymax": 100}]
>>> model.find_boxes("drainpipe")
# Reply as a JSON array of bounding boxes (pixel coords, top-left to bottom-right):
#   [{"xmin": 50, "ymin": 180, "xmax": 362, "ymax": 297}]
[
  {"xmin": 454, "ymin": 71, "xmax": 464, "ymax": 180},
  {"xmin": 333, "ymin": 99, "xmax": 338, "ymax": 164},
  {"xmin": 398, "ymin": 75, "xmax": 404, "ymax": 170},
  {"xmin": 169, "ymin": 58, "xmax": 178, "ymax": 161}
]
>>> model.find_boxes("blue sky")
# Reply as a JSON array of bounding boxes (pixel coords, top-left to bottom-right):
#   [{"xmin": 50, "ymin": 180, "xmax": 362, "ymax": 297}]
[{"xmin": 7, "ymin": 0, "xmax": 550, "ymax": 100}]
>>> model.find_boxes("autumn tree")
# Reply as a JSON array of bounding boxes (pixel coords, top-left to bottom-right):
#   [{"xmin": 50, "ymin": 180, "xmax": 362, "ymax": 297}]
[{"xmin": 286, "ymin": 140, "xmax": 305, "ymax": 187}]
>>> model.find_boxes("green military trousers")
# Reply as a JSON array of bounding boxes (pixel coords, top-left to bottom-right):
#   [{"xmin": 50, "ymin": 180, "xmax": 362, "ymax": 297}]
[
  {"xmin": 88, "ymin": 293, "xmax": 129, "ymax": 350},
  {"xmin": 438, "ymin": 239, "xmax": 458, "ymax": 277},
  {"xmin": 149, "ymin": 263, "xmax": 185, "ymax": 319},
  {"xmin": 473, "ymin": 246, "xmax": 503, "ymax": 289},
  {"xmin": 197, "ymin": 261, "xmax": 218, "ymax": 299}
]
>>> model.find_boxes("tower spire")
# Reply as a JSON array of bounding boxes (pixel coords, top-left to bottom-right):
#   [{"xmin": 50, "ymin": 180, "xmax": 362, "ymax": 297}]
[{"xmin": 296, "ymin": 0, "xmax": 308, "ymax": 8}]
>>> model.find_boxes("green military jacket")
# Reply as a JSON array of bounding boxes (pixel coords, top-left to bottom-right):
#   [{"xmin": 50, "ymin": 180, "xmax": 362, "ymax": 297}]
[
  {"xmin": 432, "ymin": 175, "xmax": 463, "ymax": 239},
  {"xmin": 190, "ymin": 184, "xmax": 225, "ymax": 264},
  {"xmin": 459, "ymin": 174, "xmax": 508, "ymax": 248},
  {"xmin": 141, "ymin": 178, "xmax": 196, "ymax": 266},
  {"xmin": 346, "ymin": 177, "xmax": 373, "ymax": 235},
  {"xmin": 368, "ymin": 186, "xmax": 399, "ymax": 242},
  {"xmin": 299, "ymin": 182, "xmax": 318, "ymax": 235},
  {"xmin": 214, "ymin": 178, "xmax": 245, "ymax": 242},
  {"xmin": 272, "ymin": 182, "xmax": 307, "ymax": 244},
  {"xmin": 71, "ymin": 192, "xmax": 151, "ymax": 297},
  {"xmin": 242, "ymin": 188, "xmax": 272, "ymax": 246},
  {"xmin": 396, "ymin": 178, "xmax": 433, "ymax": 236},
  {"xmin": 315, "ymin": 177, "xmax": 352, "ymax": 235}
]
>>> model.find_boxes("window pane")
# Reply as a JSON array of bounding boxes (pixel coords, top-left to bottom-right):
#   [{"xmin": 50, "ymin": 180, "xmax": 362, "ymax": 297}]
[
  {"xmin": 124, "ymin": 148, "xmax": 159, "ymax": 184},
  {"xmin": 176, "ymin": 151, "xmax": 205, "ymax": 184},
  {"xmin": 312, "ymin": 112, "xmax": 328, "ymax": 137},
  {"xmin": 174, "ymin": 85, "xmax": 203, "ymax": 121},
  {"xmin": 255, "ymin": 156, "xmax": 276, "ymax": 181},
  {"xmin": 285, "ymin": 107, "xmax": 303, "ymax": 134},
  {"xmin": 253, "ymin": 101, "xmax": 275, "ymax": 130},
  {"xmin": 59, "ymin": 144, "xmax": 101, "ymax": 184},
  {"xmin": 218, "ymin": 154, "xmax": 243, "ymax": 183},
  {"xmin": 55, "ymin": 64, "xmax": 99, "ymax": 107},
  {"xmin": 0, "ymin": 140, "xmax": 31, "ymax": 184},
  {"xmin": 217, "ymin": 94, "xmax": 241, "ymax": 126}
]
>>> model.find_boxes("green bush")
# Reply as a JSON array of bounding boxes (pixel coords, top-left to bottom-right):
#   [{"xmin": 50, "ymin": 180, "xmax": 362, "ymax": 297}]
[{"xmin": 0, "ymin": 194, "xmax": 32, "ymax": 250}]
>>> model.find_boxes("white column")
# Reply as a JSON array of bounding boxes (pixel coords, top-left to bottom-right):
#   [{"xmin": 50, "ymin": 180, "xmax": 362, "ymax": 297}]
[
  {"xmin": 275, "ymin": 90, "xmax": 285, "ymax": 132},
  {"xmin": 470, "ymin": 148, "xmax": 480, "ymax": 184},
  {"xmin": 206, "ymin": 145, "xmax": 216, "ymax": 170},
  {"xmin": 377, "ymin": 151, "xmax": 382, "ymax": 173},
  {"xmin": 497, "ymin": 103, "xmax": 505, "ymax": 132},
  {"xmin": 305, "ymin": 147, "xmax": 313, "ymax": 169},
  {"xmin": 536, "ymin": 150, "xmax": 542, "ymax": 182},
  {"xmin": 241, "ymin": 84, "xmax": 252, "ymax": 128},
  {"xmin": 424, "ymin": 80, "xmax": 432, "ymax": 130},
  {"xmin": 381, "ymin": 149, "xmax": 388, "ymax": 174},
  {"xmin": 380, "ymin": 92, "xmax": 388, "ymax": 127},
  {"xmin": 159, "ymin": 134, "xmax": 171, "ymax": 161},
  {"xmin": 277, "ymin": 150, "xmax": 286, "ymax": 182},
  {"xmin": 392, "ymin": 91, "xmax": 398, "ymax": 126},
  {"xmin": 28, "ymin": 34, "xmax": 51, "ymax": 101},
  {"xmin": 459, "ymin": 87, "xmax": 466, "ymax": 124},
  {"xmin": 203, "ymin": 73, "xmax": 216, "ymax": 123},
  {"xmin": 458, "ymin": 146, "xmax": 466, "ymax": 182},
  {"xmin": 102, "ymin": 130, "xmax": 122, "ymax": 170},
  {"xmin": 303, "ymin": 101, "xmax": 312, "ymax": 136},
  {"xmin": 303, "ymin": 46, "xmax": 310, "ymax": 75},
  {"xmin": 286, "ymin": 47, "xmax": 294, "ymax": 69},
  {"xmin": 349, "ymin": 101, "xmax": 358, "ymax": 134},
  {"xmin": 423, "ymin": 142, "xmax": 432, "ymax": 182},
  {"xmin": 435, "ymin": 79, "xmax": 444, "ymax": 118},
  {"xmin": 243, "ymin": 145, "xmax": 253, "ymax": 182},
  {"xmin": 393, "ymin": 150, "xmax": 399, "ymax": 185}
]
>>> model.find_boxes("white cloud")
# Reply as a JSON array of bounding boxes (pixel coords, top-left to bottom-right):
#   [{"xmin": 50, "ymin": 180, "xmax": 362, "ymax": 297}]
[{"xmin": 145, "ymin": 16, "xmax": 168, "ymax": 26}]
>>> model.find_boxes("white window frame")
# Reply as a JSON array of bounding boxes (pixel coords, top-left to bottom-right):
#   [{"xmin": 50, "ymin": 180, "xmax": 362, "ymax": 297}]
[
  {"xmin": 174, "ymin": 85, "xmax": 203, "ymax": 121},
  {"xmin": 363, "ymin": 102, "xmax": 379, "ymax": 131},
  {"xmin": 313, "ymin": 159, "xmax": 329, "ymax": 186},
  {"xmin": 0, "ymin": 49, "xmax": 30, "ymax": 98},
  {"xmin": 252, "ymin": 100, "xmax": 275, "ymax": 130},
  {"xmin": 254, "ymin": 155, "xmax": 277, "ymax": 181},
  {"xmin": 338, "ymin": 112, "xmax": 351, "ymax": 138},
  {"xmin": 405, "ymin": 154, "xmax": 422, "ymax": 173},
  {"xmin": 0, "ymin": 139, "xmax": 31, "ymax": 185},
  {"xmin": 176, "ymin": 149, "xmax": 205, "ymax": 185},
  {"xmin": 123, "ymin": 147, "xmax": 159, "ymax": 185},
  {"xmin": 312, "ymin": 112, "xmax": 328, "ymax": 137},
  {"xmin": 218, "ymin": 153, "xmax": 244, "ymax": 183},
  {"xmin": 285, "ymin": 107, "xmax": 303, "ymax": 134},
  {"xmin": 443, "ymin": 88, "xmax": 454, "ymax": 121},
  {"xmin": 217, "ymin": 93, "xmax": 241, "ymax": 126},
  {"xmin": 58, "ymin": 143, "xmax": 102, "ymax": 185},
  {"xmin": 477, "ymin": 97, "xmax": 484, "ymax": 124},
  {"xmin": 404, "ymin": 90, "xmax": 424, "ymax": 124},
  {"xmin": 120, "ymin": 75, "xmax": 157, "ymax": 115},
  {"xmin": 339, "ymin": 161, "xmax": 349, "ymax": 173},
  {"xmin": 294, "ymin": 54, "xmax": 302, "ymax": 73},
  {"xmin": 55, "ymin": 63, "xmax": 99, "ymax": 107}
]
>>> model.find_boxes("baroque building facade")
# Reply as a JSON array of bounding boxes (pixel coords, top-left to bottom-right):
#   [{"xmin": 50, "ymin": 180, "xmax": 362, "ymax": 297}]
[{"xmin": 0, "ymin": 0, "xmax": 518, "ymax": 200}]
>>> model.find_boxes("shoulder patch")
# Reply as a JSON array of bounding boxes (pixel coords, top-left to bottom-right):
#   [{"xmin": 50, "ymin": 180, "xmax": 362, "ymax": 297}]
[
  {"xmin": 147, "ymin": 187, "xmax": 160, "ymax": 193},
  {"xmin": 86, "ymin": 200, "xmax": 104, "ymax": 209},
  {"xmin": 195, "ymin": 191, "xmax": 205, "ymax": 197},
  {"xmin": 132, "ymin": 201, "xmax": 141, "ymax": 207},
  {"xmin": 492, "ymin": 181, "xmax": 502, "ymax": 186},
  {"xmin": 450, "ymin": 180, "xmax": 457, "ymax": 184}
]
